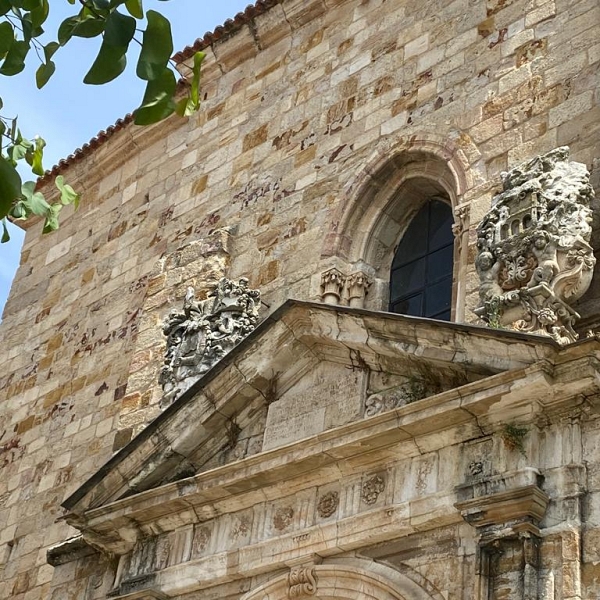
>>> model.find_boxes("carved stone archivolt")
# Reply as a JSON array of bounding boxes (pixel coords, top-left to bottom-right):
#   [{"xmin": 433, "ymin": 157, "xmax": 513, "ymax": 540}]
[
  {"xmin": 475, "ymin": 147, "xmax": 595, "ymax": 343},
  {"xmin": 159, "ymin": 278, "xmax": 260, "ymax": 406}
]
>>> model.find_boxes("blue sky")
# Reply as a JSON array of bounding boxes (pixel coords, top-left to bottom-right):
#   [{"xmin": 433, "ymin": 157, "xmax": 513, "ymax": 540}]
[{"xmin": 0, "ymin": 0, "xmax": 252, "ymax": 316}]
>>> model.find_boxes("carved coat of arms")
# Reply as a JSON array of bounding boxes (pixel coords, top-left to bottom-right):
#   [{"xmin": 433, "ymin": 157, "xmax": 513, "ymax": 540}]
[
  {"xmin": 475, "ymin": 147, "xmax": 595, "ymax": 343},
  {"xmin": 159, "ymin": 278, "xmax": 261, "ymax": 405}
]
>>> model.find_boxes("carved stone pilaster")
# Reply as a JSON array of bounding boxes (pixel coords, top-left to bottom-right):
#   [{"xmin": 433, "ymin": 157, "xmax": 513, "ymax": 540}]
[
  {"xmin": 474, "ymin": 147, "xmax": 595, "ymax": 343},
  {"xmin": 320, "ymin": 268, "xmax": 346, "ymax": 305},
  {"xmin": 345, "ymin": 271, "xmax": 372, "ymax": 308},
  {"xmin": 287, "ymin": 566, "xmax": 317, "ymax": 598},
  {"xmin": 456, "ymin": 469, "xmax": 549, "ymax": 600}
]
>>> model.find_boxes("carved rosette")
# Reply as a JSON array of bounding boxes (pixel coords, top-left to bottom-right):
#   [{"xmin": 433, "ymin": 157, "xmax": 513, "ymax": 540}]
[
  {"xmin": 287, "ymin": 567, "xmax": 317, "ymax": 598},
  {"xmin": 475, "ymin": 147, "xmax": 595, "ymax": 343},
  {"xmin": 159, "ymin": 278, "xmax": 261, "ymax": 406},
  {"xmin": 317, "ymin": 491, "xmax": 339, "ymax": 518},
  {"xmin": 320, "ymin": 268, "xmax": 346, "ymax": 305},
  {"xmin": 361, "ymin": 475, "xmax": 385, "ymax": 505},
  {"xmin": 346, "ymin": 271, "xmax": 372, "ymax": 308}
]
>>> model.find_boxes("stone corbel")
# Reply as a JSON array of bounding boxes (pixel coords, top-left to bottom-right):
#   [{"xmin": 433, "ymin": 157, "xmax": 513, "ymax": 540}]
[
  {"xmin": 320, "ymin": 268, "xmax": 346, "ymax": 305},
  {"xmin": 345, "ymin": 271, "xmax": 372, "ymax": 308}
]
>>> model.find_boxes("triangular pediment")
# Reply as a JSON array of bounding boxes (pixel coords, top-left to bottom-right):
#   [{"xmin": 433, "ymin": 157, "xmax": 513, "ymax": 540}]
[{"xmin": 63, "ymin": 300, "xmax": 561, "ymax": 518}]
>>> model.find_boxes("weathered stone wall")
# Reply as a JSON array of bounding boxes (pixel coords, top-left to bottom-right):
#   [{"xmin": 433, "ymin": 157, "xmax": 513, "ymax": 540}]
[{"xmin": 0, "ymin": 0, "xmax": 598, "ymax": 598}]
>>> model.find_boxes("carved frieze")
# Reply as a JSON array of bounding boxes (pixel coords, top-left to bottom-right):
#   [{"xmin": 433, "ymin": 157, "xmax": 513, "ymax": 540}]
[
  {"xmin": 475, "ymin": 147, "xmax": 595, "ymax": 343},
  {"xmin": 159, "ymin": 278, "xmax": 261, "ymax": 406}
]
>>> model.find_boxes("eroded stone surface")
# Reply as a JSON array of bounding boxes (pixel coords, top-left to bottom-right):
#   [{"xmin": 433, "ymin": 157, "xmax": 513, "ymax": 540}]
[{"xmin": 475, "ymin": 147, "xmax": 595, "ymax": 342}]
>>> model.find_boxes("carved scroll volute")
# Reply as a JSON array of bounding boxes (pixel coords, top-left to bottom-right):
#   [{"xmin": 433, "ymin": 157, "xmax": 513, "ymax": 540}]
[
  {"xmin": 320, "ymin": 268, "xmax": 346, "ymax": 305},
  {"xmin": 474, "ymin": 147, "xmax": 596, "ymax": 344},
  {"xmin": 287, "ymin": 567, "xmax": 317, "ymax": 598}
]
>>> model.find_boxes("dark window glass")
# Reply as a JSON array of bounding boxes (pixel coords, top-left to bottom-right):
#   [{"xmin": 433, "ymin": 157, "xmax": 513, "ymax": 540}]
[{"xmin": 389, "ymin": 199, "xmax": 453, "ymax": 321}]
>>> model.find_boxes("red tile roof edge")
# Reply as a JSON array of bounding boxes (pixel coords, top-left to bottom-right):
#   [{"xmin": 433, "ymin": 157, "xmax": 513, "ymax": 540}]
[{"xmin": 37, "ymin": 0, "xmax": 280, "ymax": 186}]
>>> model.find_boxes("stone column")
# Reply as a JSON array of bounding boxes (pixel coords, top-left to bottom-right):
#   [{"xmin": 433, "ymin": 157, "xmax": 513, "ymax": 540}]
[
  {"xmin": 320, "ymin": 268, "xmax": 346, "ymax": 305},
  {"xmin": 345, "ymin": 271, "xmax": 372, "ymax": 308}
]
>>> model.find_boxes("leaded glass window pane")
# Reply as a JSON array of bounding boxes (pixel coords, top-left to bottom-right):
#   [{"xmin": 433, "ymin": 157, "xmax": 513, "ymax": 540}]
[{"xmin": 389, "ymin": 200, "xmax": 453, "ymax": 321}]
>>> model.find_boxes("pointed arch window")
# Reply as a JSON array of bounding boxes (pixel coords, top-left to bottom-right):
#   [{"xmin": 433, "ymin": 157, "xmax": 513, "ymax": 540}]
[{"xmin": 389, "ymin": 199, "xmax": 454, "ymax": 320}]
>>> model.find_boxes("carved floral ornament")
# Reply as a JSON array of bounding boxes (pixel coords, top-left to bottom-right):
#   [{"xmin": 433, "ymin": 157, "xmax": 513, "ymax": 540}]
[
  {"xmin": 159, "ymin": 278, "xmax": 261, "ymax": 406},
  {"xmin": 475, "ymin": 147, "xmax": 595, "ymax": 344}
]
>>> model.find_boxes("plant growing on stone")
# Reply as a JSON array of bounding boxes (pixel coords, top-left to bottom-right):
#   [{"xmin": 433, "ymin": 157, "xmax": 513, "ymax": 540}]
[
  {"xmin": 485, "ymin": 297, "xmax": 504, "ymax": 329},
  {"xmin": 0, "ymin": 0, "xmax": 205, "ymax": 243},
  {"xmin": 501, "ymin": 423, "xmax": 528, "ymax": 457}
]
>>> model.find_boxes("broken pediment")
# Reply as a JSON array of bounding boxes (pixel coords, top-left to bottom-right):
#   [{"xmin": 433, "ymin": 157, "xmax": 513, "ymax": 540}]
[{"xmin": 62, "ymin": 300, "xmax": 564, "ymax": 523}]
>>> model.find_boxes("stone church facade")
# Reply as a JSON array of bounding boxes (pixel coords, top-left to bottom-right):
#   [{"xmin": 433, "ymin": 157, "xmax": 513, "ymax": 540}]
[{"xmin": 1, "ymin": 0, "xmax": 599, "ymax": 599}]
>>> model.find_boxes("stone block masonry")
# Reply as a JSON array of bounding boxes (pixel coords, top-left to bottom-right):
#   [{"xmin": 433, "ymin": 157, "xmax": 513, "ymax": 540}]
[{"xmin": 0, "ymin": 0, "xmax": 598, "ymax": 598}]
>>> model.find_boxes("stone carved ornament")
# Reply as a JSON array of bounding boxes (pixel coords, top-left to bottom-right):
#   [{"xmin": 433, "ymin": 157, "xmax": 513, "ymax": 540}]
[
  {"xmin": 159, "ymin": 278, "xmax": 260, "ymax": 405},
  {"xmin": 475, "ymin": 147, "xmax": 595, "ymax": 343},
  {"xmin": 287, "ymin": 567, "xmax": 317, "ymax": 598}
]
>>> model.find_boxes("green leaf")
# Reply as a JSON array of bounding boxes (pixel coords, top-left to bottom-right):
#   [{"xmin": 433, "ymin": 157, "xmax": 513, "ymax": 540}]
[
  {"xmin": 189, "ymin": 50, "xmax": 205, "ymax": 108},
  {"xmin": 72, "ymin": 15, "xmax": 106, "ymax": 38},
  {"xmin": 21, "ymin": 0, "xmax": 43, "ymax": 10},
  {"xmin": 0, "ymin": 156, "xmax": 22, "ymax": 218},
  {"xmin": 30, "ymin": 0, "xmax": 49, "ymax": 29},
  {"xmin": 21, "ymin": 180, "xmax": 50, "ymax": 216},
  {"xmin": 1, "ymin": 218, "xmax": 9, "ymax": 243},
  {"xmin": 0, "ymin": 40, "xmax": 29, "ymax": 76},
  {"xmin": 133, "ymin": 67, "xmax": 176, "ymax": 125},
  {"xmin": 0, "ymin": 22, "xmax": 14, "ymax": 59},
  {"xmin": 42, "ymin": 203, "xmax": 62, "ymax": 233},
  {"xmin": 35, "ymin": 59, "xmax": 55, "ymax": 88},
  {"xmin": 136, "ymin": 9, "xmax": 172, "ymax": 80},
  {"xmin": 43, "ymin": 41, "xmax": 59, "ymax": 61},
  {"xmin": 58, "ymin": 16, "xmax": 78, "ymax": 45},
  {"xmin": 28, "ymin": 136, "xmax": 45, "ymax": 175},
  {"xmin": 0, "ymin": 0, "xmax": 10, "ymax": 16},
  {"xmin": 55, "ymin": 175, "xmax": 80, "ymax": 209},
  {"xmin": 125, "ymin": 0, "xmax": 143, "ymax": 19},
  {"xmin": 83, "ymin": 11, "xmax": 135, "ymax": 84}
]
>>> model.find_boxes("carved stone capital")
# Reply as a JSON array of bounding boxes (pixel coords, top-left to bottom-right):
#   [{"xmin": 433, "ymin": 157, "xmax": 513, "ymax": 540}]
[
  {"xmin": 345, "ymin": 271, "xmax": 372, "ymax": 308},
  {"xmin": 320, "ymin": 268, "xmax": 346, "ymax": 305}
]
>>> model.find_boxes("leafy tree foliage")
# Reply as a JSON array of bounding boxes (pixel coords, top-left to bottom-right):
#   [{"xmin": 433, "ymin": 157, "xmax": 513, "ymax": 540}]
[{"xmin": 0, "ymin": 0, "xmax": 205, "ymax": 242}]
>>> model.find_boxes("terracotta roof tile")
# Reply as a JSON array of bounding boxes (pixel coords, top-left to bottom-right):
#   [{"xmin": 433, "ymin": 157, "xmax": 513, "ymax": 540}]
[{"xmin": 38, "ymin": 0, "xmax": 280, "ymax": 186}]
